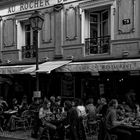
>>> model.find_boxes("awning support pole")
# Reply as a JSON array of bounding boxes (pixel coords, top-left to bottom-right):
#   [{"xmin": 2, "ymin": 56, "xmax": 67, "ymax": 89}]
[{"xmin": 35, "ymin": 30, "xmax": 39, "ymax": 91}]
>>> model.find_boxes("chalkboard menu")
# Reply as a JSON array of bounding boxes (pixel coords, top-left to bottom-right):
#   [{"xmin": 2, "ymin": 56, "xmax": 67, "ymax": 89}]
[{"xmin": 61, "ymin": 73, "xmax": 75, "ymax": 97}]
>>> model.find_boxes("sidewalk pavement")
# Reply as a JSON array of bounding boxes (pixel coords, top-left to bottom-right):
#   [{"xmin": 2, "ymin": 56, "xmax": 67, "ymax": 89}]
[
  {"xmin": 0, "ymin": 129, "xmax": 37, "ymax": 140},
  {"xmin": 0, "ymin": 129, "xmax": 98, "ymax": 140}
]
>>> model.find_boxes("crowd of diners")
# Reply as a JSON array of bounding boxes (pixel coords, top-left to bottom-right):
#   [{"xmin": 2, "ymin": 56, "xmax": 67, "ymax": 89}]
[{"xmin": 0, "ymin": 89, "xmax": 140, "ymax": 140}]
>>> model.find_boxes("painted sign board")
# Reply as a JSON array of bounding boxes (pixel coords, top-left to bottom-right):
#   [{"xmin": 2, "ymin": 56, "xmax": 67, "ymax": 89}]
[
  {"xmin": 57, "ymin": 59, "xmax": 140, "ymax": 72},
  {"xmin": 0, "ymin": 0, "xmax": 82, "ymax": 16}
]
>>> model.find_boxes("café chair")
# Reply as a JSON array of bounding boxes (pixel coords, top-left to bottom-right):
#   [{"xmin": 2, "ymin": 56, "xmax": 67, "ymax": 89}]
[
  {"xmin": 83, "ymin": 118, "xmax": 95, "ymax": 140},
  {"xmin": 0, "ymin": 105, "xmax": 4, "ymax": 132},
  {"xmin": 98, "ymin": 118, "xmax": 118, "ymax": 140},
  {"xmin": 14, "ymin": 110, "xmax": 30, "ymax": 130},
  {"xmin": 64, "ymin": 124, "xmax": 70, "ymax": 140},
  {"xmin": 88, "ymin": 120, "xmax": 100, "ymax": 136},
  {"xmin": 104, "ymin": 130, "xmax": 118, "ymax": 140}
]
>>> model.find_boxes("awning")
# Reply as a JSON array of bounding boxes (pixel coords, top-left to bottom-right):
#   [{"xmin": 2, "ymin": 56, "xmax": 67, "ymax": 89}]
[
  {"xmin": 0, "ymin": 65, "xmax": 34, "ymax": 74},
  {"xmin": 20, "ymin": 60, "xmax": 71, "ymax": 74},
  {"xmin": 56, "ymin": 59, "xmax": 140, "ymax": 72}
]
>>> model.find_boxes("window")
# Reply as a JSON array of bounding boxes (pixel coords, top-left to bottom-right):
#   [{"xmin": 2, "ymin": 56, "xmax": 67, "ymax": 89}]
[
  {"xmin": 22, "ymin": 22, "xmax": 38, "ymax": 58},
  {"xmin": 85, "ymin": 9, "xmax": 110, "ymax": 55}
]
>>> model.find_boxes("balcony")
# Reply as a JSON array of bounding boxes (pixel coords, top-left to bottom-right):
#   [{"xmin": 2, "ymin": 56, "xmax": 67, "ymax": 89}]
[
  {"xmin": 85, "ymin": 35, "xmax": 110, "ymax": 55},
  {"xmin": 22, "ymin": 45, "xmax": 36, "ymax": 59}
]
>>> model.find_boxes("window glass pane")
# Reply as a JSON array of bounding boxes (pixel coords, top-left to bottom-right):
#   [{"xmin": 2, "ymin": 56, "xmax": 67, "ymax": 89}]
[
  {"xmin": 25, "ymin": 32, "xmax": 30, "ymax": 45},
  {"xmin": 103, "ymin": 21, "xmax": 108, "ymax": 36},
  {"xmin": 25, "ymin": 25, "xmax": 31, "ymax": 31},
  {"xmin": 102, "ymin": 11, "xmax": 109, "ymax": 36},
  {"xmin": 90, "ymin": 14, "xmax": 98, "ymax": 22},
  {"xmin": 90, "ymin": 14, "xmax": 98, "ymax": 38},
  {"xmin": 102, "ymin": 11, "xmax": 108, "ymax": 21},
  {"xmin": 90, "ymin": 23, "xmax": 98, "ymax": 38}
]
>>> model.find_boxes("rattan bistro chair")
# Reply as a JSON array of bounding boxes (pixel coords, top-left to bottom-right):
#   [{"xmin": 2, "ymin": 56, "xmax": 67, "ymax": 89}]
[{"xmin": 14, "ymin": 110, "xmax": 30, "ymax": 130}]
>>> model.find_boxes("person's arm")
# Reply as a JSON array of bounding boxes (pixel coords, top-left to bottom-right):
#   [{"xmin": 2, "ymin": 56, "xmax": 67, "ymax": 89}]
[
  {"xmin": 39, "ymin": 107, "xmax": 45, "ymax": 119},
  {"xmin": 111, "ymin": 110, "xmax": 124, "ymax": 126}
]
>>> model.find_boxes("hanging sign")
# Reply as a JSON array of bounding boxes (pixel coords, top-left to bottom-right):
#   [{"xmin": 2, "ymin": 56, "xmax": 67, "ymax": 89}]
[{"xmin": 33, "ymin": 91, "xmax": 41, "ymax": 98}]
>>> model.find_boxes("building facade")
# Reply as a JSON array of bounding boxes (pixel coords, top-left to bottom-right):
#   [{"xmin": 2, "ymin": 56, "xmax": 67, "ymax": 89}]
[{"xmin": 0, "ymin": 0, "xmax": 140, "ymax": 103}]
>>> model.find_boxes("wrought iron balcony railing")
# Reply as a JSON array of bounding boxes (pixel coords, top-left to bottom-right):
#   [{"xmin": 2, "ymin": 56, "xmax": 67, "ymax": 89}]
[
  {"xmin": 22, "ymin": 45, "xmax": 36, "ymax": 59},
  {"xmin": 85, "ymin": 35, "xmax": 110, "ymax": 55}
]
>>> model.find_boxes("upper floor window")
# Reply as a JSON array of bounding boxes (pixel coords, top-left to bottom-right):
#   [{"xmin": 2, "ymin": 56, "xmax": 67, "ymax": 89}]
[
  {"xmin": 80, "ymin": 0, "xmax": 115, "ymax": 56},
  {"xmin": 85, "ymin": 9, "xmax": 110, "ymax": 55},
  {"xmin": 22, "ymin": 22, "xmax": 38, "ymax": 58}
]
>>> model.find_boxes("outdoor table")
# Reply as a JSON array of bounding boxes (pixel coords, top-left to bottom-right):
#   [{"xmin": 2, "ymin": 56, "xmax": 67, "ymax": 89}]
[
  {"xmin": 3, "ymin": 110, "xmax": 18, "ymax": 129},
  {"xmin": 4, "ymin": 110, "xmax": 18, "ymax": 114}
]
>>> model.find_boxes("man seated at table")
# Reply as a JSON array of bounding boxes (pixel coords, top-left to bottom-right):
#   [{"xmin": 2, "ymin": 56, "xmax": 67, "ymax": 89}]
[{"xmin": 106, "ymin": 99, "xmax": 132, "ymax": 140}]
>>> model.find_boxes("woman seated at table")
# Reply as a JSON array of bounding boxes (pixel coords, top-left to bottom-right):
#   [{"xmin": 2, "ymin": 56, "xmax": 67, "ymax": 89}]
[
  {"xmin": 39, "ymin": 99, "xmax": 57, "ymax": 139},
  {"xmin": 39, "ymin": 99, "xmax": 66, "ymax": 140},
  {"xmin": 6, "ymin": 98, "xmax": 21, "ymax": 131},
  {"xmin": 19, "ymin": 95, "xmax": 29, "ymax": 115},
  {"xmin": 105, "ymin": 99, "xmax": 132, "ymax": 140}
]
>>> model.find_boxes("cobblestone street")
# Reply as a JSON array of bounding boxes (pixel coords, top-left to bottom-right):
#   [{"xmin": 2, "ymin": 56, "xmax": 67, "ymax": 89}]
[
  {"xmin": 0, "ymin": 129, "xmax": 98, "ymax": 140},
  {"xmin": 0, "ymin": 130, "xmax": 36, "ymax": 140}
]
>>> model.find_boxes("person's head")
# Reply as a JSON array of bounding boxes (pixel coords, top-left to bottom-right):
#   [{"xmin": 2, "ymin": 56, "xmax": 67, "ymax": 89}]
[
  {"xmin": 117, "ymin": 104, "xmax": 125, "ymax": 114},
  {"xmin": 97, "ymin": 98, "xmax": 101, "ymax": 105},
  {"xmin": 64, "ymin": 100, "xmax": 72, "ymax": 111},
  {"xmin": 72, "ymin": 98, "xmax": 80, "ymax": 107},
  {"xmin": 0, "ymin": 96, "xmax": 3, "ymax": 101},
  {"xmin": 12, "ymin": 98, "xmax": 18, "ymax": 105},
  {"xmin": 101, "ymin": 97, "xmax": 107, "ymax": 105},
  {"xmin": 43, "ymin": 99, "xmax": 51, "ymax": 109},
  {"xmin": 56, "ymin": 96, "xmax": 61, "ymax": 106},
  {"xmin": 50, "ymin": 96, "xmax": 55, "ymax": 103},
  {"xmin": 108, "ymin": 99, "xmax": 118, "ymax": 109},
  {"xmin": 86, "ymin": 98, "xmax": 94, "ymax": 105}
]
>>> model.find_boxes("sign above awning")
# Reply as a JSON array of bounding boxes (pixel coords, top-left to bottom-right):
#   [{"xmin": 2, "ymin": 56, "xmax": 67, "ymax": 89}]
[
  {"xmin": 57, "ymin": 59, "xmax": 140, "ymax": 72},
  {"xmin": 20, "ymin": 60, "xmax": 71, "ymax": 74},
  {"xmin": 0, "ymin": 65, "xmax": 34, "ymax": 74}
]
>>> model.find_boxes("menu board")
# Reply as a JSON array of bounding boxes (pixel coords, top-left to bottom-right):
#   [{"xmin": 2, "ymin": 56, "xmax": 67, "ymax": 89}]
[{"xmin": 61, "ymin": 73, "xmax": 75, "ymax": 97}]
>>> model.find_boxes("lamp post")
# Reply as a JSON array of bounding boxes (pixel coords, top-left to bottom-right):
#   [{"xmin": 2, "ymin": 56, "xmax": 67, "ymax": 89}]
[{"xmin": 29, "ymin": 11, "xmax": 44, "ymax": 95}]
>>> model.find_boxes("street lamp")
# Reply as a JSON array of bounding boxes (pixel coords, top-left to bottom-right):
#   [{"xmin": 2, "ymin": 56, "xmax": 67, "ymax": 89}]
[{"xmin": 29, "ymin": 10, "xmax": 44, "ymax": 96}]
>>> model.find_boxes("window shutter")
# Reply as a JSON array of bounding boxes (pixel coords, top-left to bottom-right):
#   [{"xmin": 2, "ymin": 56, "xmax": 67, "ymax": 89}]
[{"xmin": 3, "ymin": 19, "xmax": 15, "ymax": 47}]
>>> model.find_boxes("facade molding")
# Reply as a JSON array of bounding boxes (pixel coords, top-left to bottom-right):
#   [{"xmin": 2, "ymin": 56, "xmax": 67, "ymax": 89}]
[
  {"xmin": 79, "ymin": 0, "xmax": 115, "ymax": 10},
  {"xmin": 117, "ymin": 0, "xmax": 135, "ymax": 34},
  {"xmin": 65, "ymin": 5, "xmax": 77, "ymax": 41}
]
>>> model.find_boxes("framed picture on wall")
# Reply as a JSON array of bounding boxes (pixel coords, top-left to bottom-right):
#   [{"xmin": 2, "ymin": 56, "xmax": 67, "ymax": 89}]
[{"xmin": 61, "ymin": 73, "xmax": 75, "ymax": 98}]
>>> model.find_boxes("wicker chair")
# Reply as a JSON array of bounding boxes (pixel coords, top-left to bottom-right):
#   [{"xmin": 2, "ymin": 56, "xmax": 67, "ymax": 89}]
[{"xmin": 14, "ymin": 110, "xmax": 30, "ymax": 130}]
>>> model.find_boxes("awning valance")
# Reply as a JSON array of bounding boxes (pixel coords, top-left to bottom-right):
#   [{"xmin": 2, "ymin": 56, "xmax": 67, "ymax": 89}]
[
  {"xmin": 56, "ymin": 59, "xmax": 140, "ymax": 72},
  {"xmin": 20, "ymin": 60, "xmax": 71, "ymax": 74},
  {"xmin": 0, "ymin": 65, "xmax": 34, "ymax": 74}
]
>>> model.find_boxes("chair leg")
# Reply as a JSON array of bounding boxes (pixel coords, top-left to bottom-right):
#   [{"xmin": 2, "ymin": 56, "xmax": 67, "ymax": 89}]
[
  {"xmin": 0, "ymin": 127, "xmax": 3, "ymax": 132},
  {"xmin": 111, "ymin": 134, "xmax": 117, "ymax": 140}
]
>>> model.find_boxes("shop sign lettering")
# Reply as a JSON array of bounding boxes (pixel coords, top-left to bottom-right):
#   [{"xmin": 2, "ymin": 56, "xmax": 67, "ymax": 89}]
[
  {"xmin": 0, "ymin": 66, "xmax": 31, "ymax": 74},
  {"xmin": 58, "ymin": 61, "xmax": 140, "ymax": 72},
  {"xmin": 7, "ymin": 0, "xmax": 77, "ymax": 14}
]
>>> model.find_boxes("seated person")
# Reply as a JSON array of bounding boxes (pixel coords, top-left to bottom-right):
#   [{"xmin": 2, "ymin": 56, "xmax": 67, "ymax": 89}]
[
  {"xmin": 29, "ymin": 97, "xmax": 40, "ymax": 112},
  {"xmin": 96, "ymin": 97, "xmax": 108, "ymax": 117},
  {"xmin": 6, "ymin": 98, "xmax": 21, "ymax": 131},
  {"xmin": 0, "ymin": 96, "xmax": 8, "ymax": 111},
  {"xmin": 85, "ymin": 98, "xmax": 96, "ymax": 121},
  {"xmin": 19, "ymin": 96, "xmax": 29, "ymax": 115},
  {"xmin": 135, "ymin": 103, "xmax": 140, "ymax": 118},
  {"xmin": 106, "ymin": 99, "xmax": 132, "ymax": 140}
]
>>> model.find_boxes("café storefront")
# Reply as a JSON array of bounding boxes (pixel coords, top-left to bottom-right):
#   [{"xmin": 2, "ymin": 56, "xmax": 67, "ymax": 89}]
[{"xmin": 57, "ymin": 59, "xmax": 140, "ymax": 102}]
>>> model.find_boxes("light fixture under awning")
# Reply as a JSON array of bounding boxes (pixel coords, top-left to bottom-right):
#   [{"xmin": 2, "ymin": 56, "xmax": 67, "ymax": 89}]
[{"xmin": 20, "ymin": 60, "xmax": 71, "ymax": 74}]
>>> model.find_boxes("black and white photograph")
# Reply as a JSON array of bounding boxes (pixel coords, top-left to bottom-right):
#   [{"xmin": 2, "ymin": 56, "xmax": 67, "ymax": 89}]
[{"xmin": 0, "ymin": 0, "xmax": 140, "ymax": 140}]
